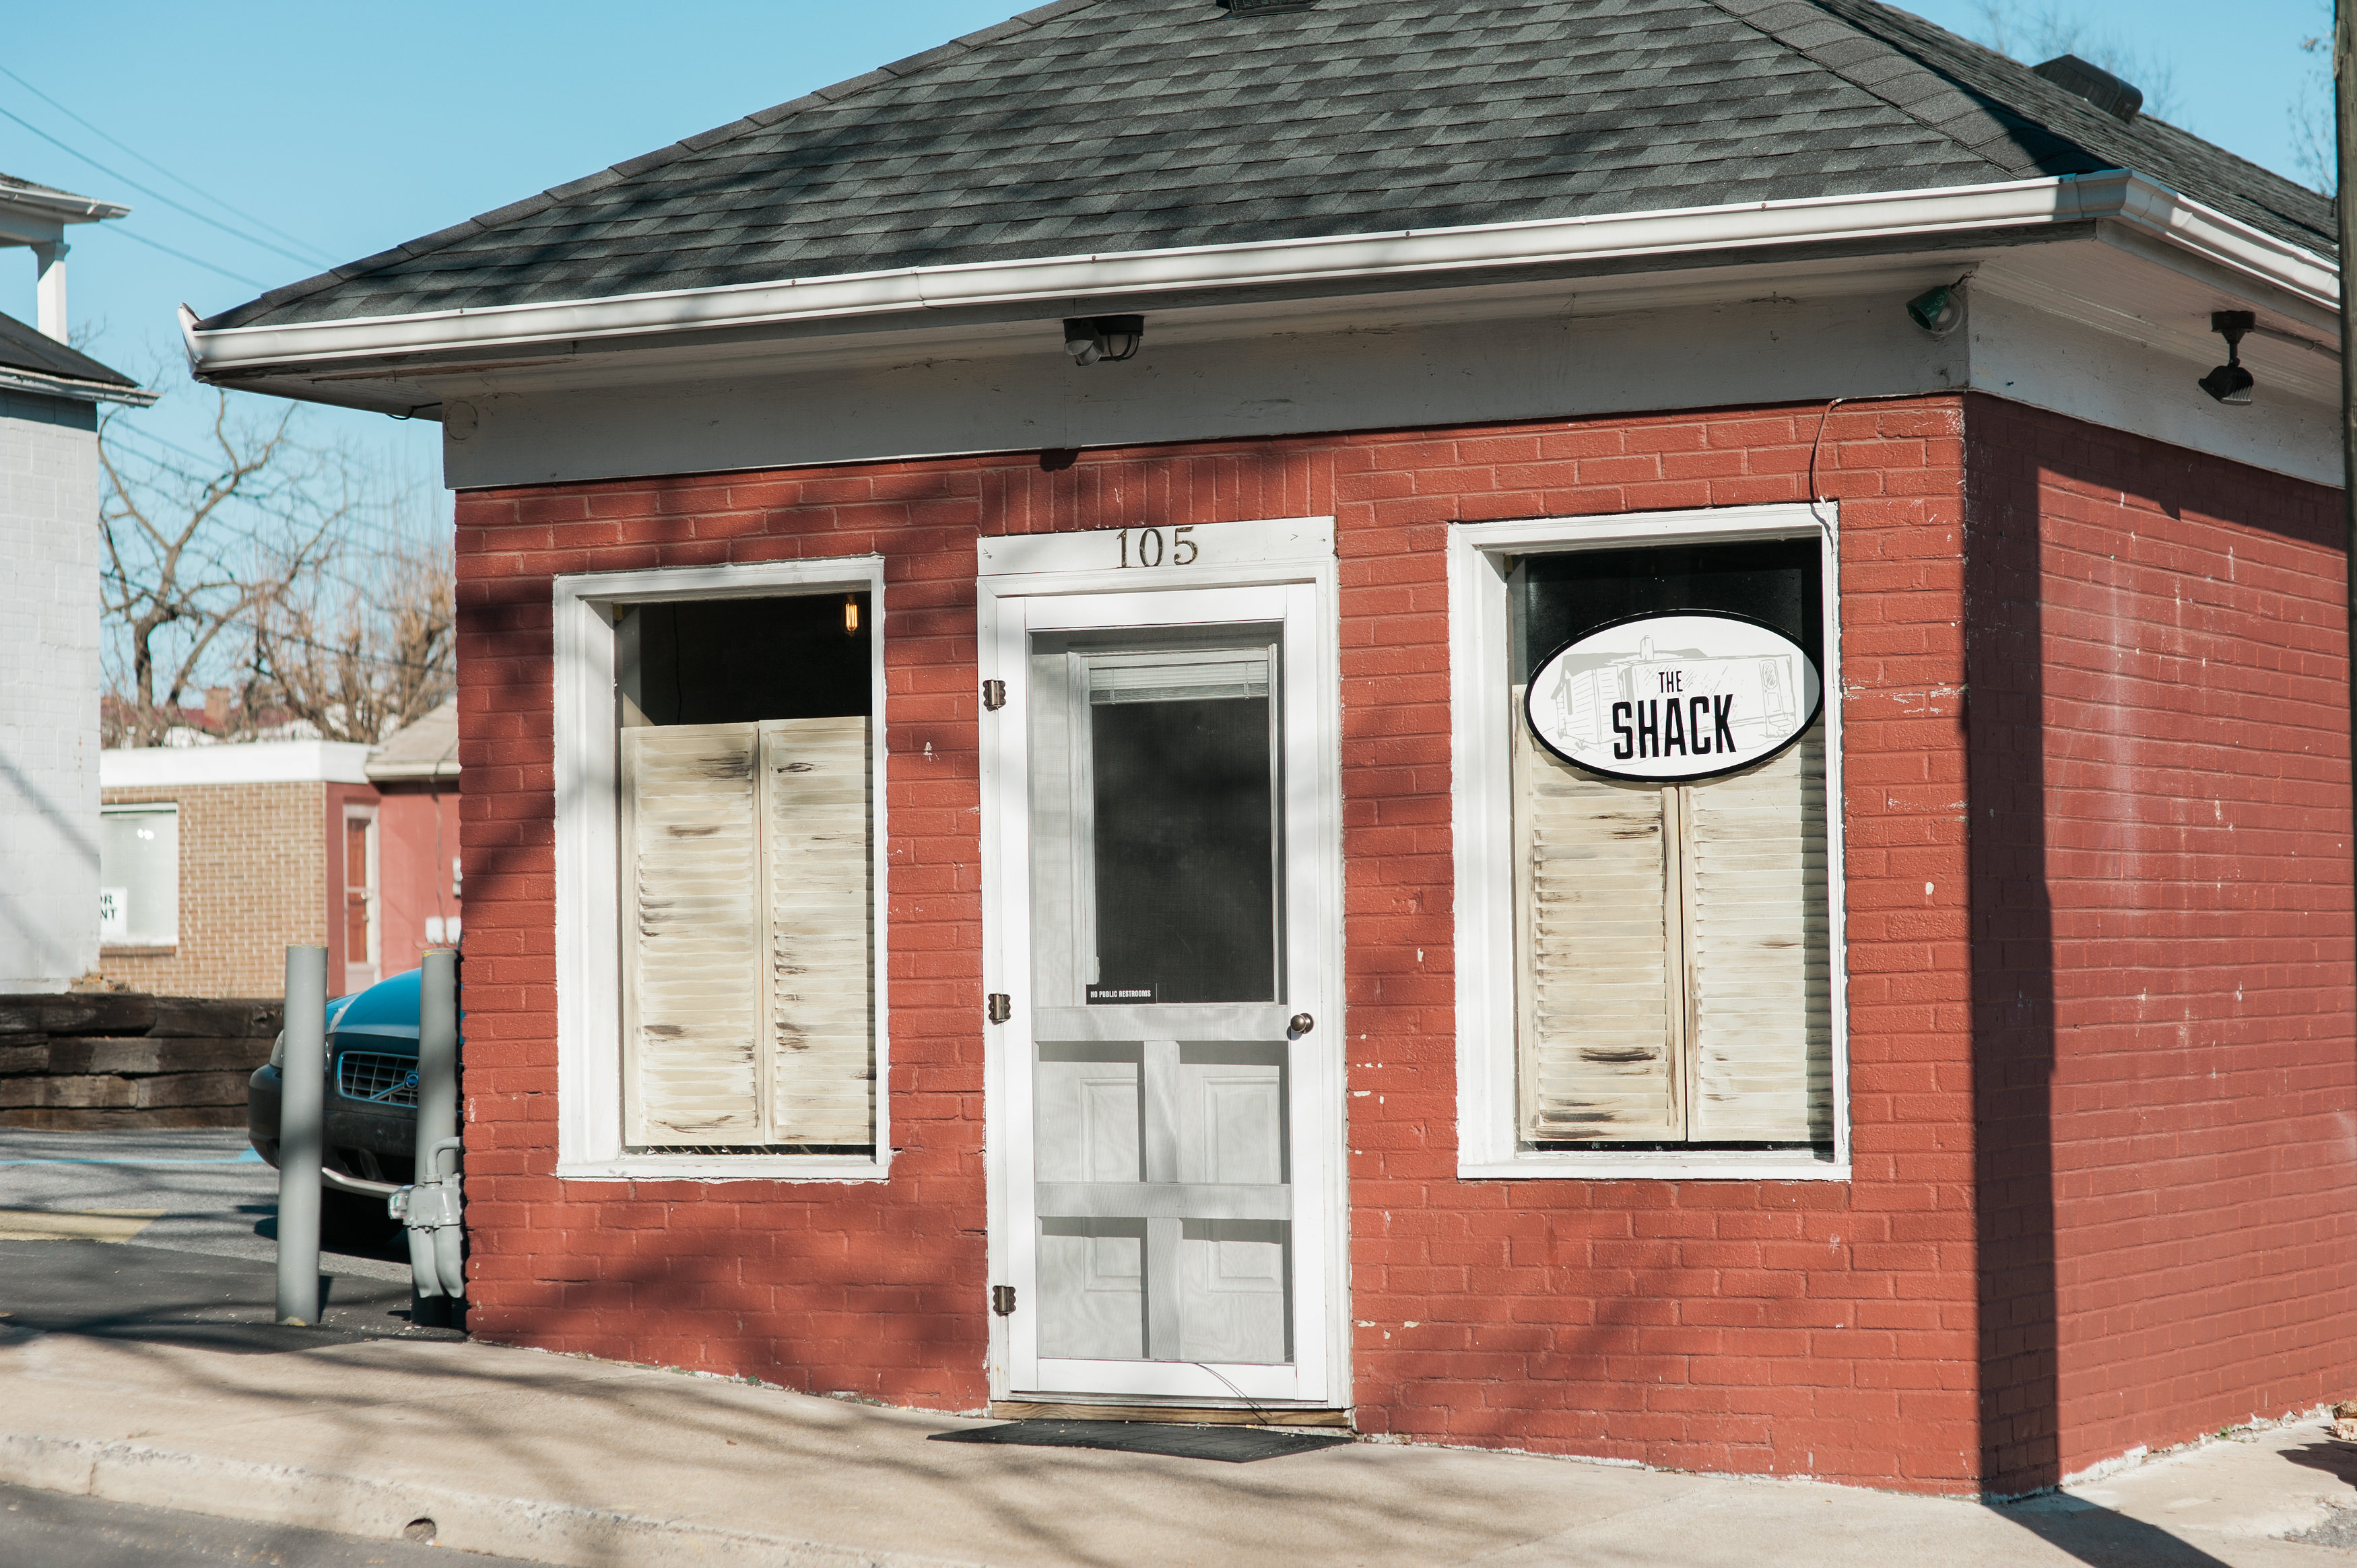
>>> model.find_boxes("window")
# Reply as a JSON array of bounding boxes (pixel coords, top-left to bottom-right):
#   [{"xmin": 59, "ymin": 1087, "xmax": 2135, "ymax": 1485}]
[
  {"xmin": 343, "ymin": 807, "xmax": 380, "ymax": 992},
  {"xmin": 1451, "ymin": 508, "xmax": 1845, "ymax": 1179},
  {"xmin": 553, "ymin": 557, "xmax": 888, "ymax": 1180},
  {"xmin": 99, "ymin": 804, "xmax": 179, "ymax": 948}
]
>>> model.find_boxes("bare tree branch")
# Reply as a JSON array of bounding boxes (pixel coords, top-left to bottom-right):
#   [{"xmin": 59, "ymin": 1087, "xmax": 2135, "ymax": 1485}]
[
  {"xmin": 98, "ymin": 388, "xmax": 450, "ymax": 748},
  {"xmin": 250, "ymin": 532, "xmax": 455, "ymax": 744}
]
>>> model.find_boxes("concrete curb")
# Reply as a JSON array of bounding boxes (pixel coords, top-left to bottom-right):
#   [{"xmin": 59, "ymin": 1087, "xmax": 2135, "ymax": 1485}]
[{"xmin": 0, "ymin": 1432, "xmax": 985, "ymax": 1568}]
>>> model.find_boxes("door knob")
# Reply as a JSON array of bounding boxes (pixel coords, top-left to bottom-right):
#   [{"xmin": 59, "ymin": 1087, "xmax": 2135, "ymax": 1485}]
[{"xmin": 1289, "ymin": 1013, "xmax": 1314, "ymax": 1036}]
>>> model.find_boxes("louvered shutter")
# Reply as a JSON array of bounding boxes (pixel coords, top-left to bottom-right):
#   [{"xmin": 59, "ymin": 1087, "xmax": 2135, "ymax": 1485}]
[
  {"xmin": 762, "ymin": 717, "xmax": 874, "ymax": 1145},
  {"xmin": 1682, "ymin": 721, "xmax": 1832, "ymax": 1142},
  {"xmin": 1513, "ymin": 697, "xmax": 1684, "ymax": 1142},
  {"xmin": 622, "ymin": 723, "xmax": 764, "ymax": 1146}
]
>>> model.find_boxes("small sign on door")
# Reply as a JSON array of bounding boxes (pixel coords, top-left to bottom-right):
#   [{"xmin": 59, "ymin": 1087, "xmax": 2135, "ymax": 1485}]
[{"xmin": 1086, "ymin": 985, "xmax": 1154, "ymax": 1005}]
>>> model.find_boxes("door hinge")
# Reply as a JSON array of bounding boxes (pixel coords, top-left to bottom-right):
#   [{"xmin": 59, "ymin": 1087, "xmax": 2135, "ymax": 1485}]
[
  {"xmin": 991, "ymin": 1285, "xmax": 1016, "ymax": 1316},
  {"xmin": 987, "ymin": 992, "xmax": 1011, "ymax": 1025},
  {"xmin": 981, "ymin": 679, "xmax": 1005, "ymax": 711}
]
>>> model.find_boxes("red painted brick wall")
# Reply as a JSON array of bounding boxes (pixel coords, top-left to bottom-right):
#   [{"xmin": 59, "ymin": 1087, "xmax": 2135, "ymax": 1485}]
[
  {"xmin": 1965, "ymin": 397, "xmax": 2357, "ymax": 1490},
  {"xmin": 450, "ymin": 393, "xmax": 2350, "ymax": 1494}
]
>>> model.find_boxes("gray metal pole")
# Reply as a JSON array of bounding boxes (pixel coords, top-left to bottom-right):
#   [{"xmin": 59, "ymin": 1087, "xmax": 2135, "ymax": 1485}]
[
  {"xmin": 2340, "ymin": 3, "xmax": 2356, "ymax": 973},
  {"xmin": 414, "ymin": 949, "xmax": 459, "ymax": 1186},
  {"xmin": 412, "ymin": 948, "xmax": 462, "ymax": 1318},
  {"xmin": 275, "ymin": 945, "xmax": 327, "ymax": 1326}
]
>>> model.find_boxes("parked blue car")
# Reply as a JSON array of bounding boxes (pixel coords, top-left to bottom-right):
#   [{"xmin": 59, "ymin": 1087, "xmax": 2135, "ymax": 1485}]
[{"xmin": 248, "ymin": 967, "xmax": 451, "ymax": 1237}]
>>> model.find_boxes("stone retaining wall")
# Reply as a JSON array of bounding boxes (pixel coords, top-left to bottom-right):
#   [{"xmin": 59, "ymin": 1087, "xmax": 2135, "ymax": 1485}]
[{"xmin": 0, "ymin": 993, "xmax": 280, "ymax": 1129}]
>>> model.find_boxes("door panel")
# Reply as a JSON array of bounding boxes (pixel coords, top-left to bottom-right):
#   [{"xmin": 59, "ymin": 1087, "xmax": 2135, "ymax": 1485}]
[{"xmin": 999, "ymin": 584, "xmax": 1336, "ymax": 1405}]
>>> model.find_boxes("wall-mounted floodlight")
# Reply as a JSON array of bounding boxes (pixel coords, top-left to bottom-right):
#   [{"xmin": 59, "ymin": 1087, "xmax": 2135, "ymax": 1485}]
[
  {"xmin": 1906, "ymin": 279, "xmax": 1966, "ymax": 339},
  {"xmin": 1063, "ymin": 315, "xmax": 1144, "ymax": 366},
  {"xmin": 2198, "ymin": 310, "xmax": 2255, "ymax": 406}
]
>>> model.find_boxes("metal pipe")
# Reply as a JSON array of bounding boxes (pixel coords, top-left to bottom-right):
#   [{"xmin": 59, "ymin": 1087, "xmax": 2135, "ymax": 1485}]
[
  {"xmin": 2341, "ymin": 3, "xmax": 2356, "ymax": 978},
  {"xmin": 411, "ymin": 948, "xmax": 462, "ymax": 1313},
  {"xmin": 275, "ymin": 945, "xmax": 327, "ymax": 1326}
]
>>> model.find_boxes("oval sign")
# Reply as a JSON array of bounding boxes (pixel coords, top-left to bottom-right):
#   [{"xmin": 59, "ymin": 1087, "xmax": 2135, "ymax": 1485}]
[{"xmin": 1526, "ymin": 611, "xmax": 1822, "ymax": 783}]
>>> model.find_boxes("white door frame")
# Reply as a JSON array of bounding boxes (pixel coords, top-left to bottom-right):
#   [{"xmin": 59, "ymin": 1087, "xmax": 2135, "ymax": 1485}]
[{"xmin": 978, "ymin": 518, "xmax": 1346, "ymax": 1409}]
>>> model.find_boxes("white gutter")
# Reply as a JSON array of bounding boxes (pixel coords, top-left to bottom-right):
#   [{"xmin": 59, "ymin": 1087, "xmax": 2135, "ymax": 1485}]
[
  {"xmin": 184, "ymin": 171, "xmax": 2335, "ymax": 379},
  {"xmin": 0, "ymin": 184, "xmax": 129, "ymax": 227},
  {"xmin": 0, "ymin": 365, "xmax": 156, "ymax": 407}
]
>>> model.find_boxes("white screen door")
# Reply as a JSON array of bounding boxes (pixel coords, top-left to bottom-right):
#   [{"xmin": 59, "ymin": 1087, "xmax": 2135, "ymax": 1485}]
[{"xmin": 991, "ymin": 580, "xmax": 1339, "ymax": 1406}]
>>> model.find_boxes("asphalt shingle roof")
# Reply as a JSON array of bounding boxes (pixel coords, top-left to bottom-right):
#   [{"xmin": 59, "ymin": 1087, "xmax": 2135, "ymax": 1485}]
[
  {"xmin": 0, "ymin": 308, "xmax": 142, "ymax": 393},
  {"xmin": 203, "ymin": 0, "xmax": 2333, "ymax": 333}
]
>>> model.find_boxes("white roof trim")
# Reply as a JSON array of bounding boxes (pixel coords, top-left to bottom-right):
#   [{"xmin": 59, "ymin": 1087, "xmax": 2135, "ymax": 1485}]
[
  {"xmin": 0, "ymin": 366, "xmax": 158, "ymax": 407},
  {"xmin": 0, "ymin": 182, "xmax": 128, "ymax": 228},
  {"xmin": 183, "ymin": 170, "xmax": 2335, "ymax": 381},
  {"xmin": 100, "ymin": 740, "xmax": 375, "ymax": 788}
]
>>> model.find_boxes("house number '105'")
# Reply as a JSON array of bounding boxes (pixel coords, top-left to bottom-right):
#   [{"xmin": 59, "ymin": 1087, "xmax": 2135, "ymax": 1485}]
[{"xmin": 1116, "ymin": 526, "xmax": 1198, "ymax": 568}]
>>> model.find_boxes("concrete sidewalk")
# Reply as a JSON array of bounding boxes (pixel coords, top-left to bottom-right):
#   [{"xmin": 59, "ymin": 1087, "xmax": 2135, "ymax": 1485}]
[{"xmin": 3, "ymin": 1306, "xmax": 2356, "ymax": 1567}]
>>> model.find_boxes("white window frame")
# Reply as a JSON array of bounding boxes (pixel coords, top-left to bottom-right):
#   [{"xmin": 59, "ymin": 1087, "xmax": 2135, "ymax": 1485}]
[
  {"xmin": 1450, "ymin": 504, "xmax": 1849, "ymax": 1181},
  {"xmin": 341, "ymin": 803, "xmax": 381, "ymax": 993},
  {"xmin": 98, "ymin": 802, "xmax": 180, "ymax": 949},
  {"xmin": 552, "ymin": 555, "xmax": 890, "ymax": 1182}
]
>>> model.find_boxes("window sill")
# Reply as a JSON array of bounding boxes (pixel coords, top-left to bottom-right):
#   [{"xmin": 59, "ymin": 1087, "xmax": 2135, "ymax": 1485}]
[
  {"xmin": 100, "ymin": 945, "xmax": 177, "ymax": 957},
  {"xmin": 1459, "ymin": 1149, "xmax": 1849, "ymax": 1182},
  {"xmin": 555, "ymin": 1153, "xmax": 890, "ymax": 1184}
]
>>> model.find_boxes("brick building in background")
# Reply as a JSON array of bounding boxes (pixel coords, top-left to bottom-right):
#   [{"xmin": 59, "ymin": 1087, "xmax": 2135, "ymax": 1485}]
[
  {"xmin": 182, "ymin": 0, "xmax": 2350, "ymax": 1499},
  {"xmin": 99, "ymin": 702, "xmax": 461, "ymax": 998}
]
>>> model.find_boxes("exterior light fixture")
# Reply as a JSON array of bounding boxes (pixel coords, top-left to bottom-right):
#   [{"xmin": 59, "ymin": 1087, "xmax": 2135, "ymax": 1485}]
[
  {"xmin": 1906, "ymin": 279, "xmax": 1966, "ymax": 339},
  {"xmin": 2198, "ymin": 310, "xmax": 2256, "ymax": 406},
  {"xmin": 1063, "ymin": 315, "xmax": 1144, "ymax": 366}
]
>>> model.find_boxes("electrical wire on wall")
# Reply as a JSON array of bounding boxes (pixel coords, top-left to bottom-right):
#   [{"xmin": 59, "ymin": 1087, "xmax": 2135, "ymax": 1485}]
[{"xmin": 1807, "ymin": 390, "xmax": 1941, "ymax": 510}]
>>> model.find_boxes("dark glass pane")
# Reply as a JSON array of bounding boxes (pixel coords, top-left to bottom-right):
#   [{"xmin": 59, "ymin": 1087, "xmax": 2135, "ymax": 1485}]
[
  {"xmin": 1513, "ymin": 539, "xmax": 1820, "ymax": 683},
  {"xmin": 622, "ymin": 593, "xmax": 870, "ymax": 724},
  {"xmin": 1091, "ymin": 695, "xmax": 1275, "ymax": 1004}
]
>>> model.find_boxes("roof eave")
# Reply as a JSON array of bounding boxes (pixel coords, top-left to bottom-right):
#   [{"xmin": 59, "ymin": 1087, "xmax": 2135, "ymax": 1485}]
[
  {"xmin": 0, "ymin": 364, "xmax": 158, "ymax": 407},
  {"xmin": 0, "ymin": 186, "xmax": 130, "ymax": 228},
  {"xmin": 365, "ymin": 760, "xmax": 461, "ymax": 782},
  {"xmin": 183, "ymin": 171, "xmax": 2336, "ymax": 387}
]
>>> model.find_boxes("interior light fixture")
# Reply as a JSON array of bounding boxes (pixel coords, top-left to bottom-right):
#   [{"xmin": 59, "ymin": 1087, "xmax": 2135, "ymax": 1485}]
[
  {"xmin": 1063, "ymin": 314, "xmax": 1145, "ymax": 366},
  {"xmin": 2197, "ymin": 310, "xmax": 2256, "ymax": 406},
  {"xmin": 844, "ymin": 594, "xmax": 861, "ymax": 636},
  {"xmin": 1905, "ymin": 279, "xmax": 1967, "ymax": 339}
]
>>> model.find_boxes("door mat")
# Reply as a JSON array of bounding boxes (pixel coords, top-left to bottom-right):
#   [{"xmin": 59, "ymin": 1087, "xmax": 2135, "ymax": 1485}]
[{"xmin": 929, "ymin": 1419, "xmax": 1353, "ymax": 1463}]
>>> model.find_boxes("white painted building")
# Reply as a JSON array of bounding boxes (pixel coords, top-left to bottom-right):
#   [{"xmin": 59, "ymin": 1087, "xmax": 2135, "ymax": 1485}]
[{"xmin": 0, "ymin": 173, "xmax": 152, "ymax": 992}]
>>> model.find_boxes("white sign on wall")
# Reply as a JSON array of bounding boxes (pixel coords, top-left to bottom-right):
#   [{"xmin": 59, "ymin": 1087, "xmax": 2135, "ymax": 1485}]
[
  {"xmin": 1525, "ymin": 611, "xmax": 1822, "ymax": 783},
  {"xmin": 98, "ymin": 886, "xmax": 128, "ymax": 942}
]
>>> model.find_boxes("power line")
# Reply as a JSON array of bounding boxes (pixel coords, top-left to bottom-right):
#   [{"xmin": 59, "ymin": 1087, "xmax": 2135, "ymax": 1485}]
[
  {"xmin": 0, "ymin": 101, "xmax": 319, "ymax": 275},
  {"xmin": 0, "ymin": 63, "xmax": 339, "ymax": 268},
  {"xmin": 108, "ymin": 226, "xmax": 265, "ymax": 289}
]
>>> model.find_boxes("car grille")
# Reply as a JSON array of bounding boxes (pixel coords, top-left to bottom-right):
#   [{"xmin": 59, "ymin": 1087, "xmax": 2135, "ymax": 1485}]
[{"xmin": 337, "ymin": 1050, "xmax": 419, "ymax": 1107}]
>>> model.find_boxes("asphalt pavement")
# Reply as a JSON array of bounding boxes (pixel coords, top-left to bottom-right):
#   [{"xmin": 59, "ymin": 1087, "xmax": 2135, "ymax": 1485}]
[{"xmin": 0, "ymin": 1127, "xmax": 409, "ymax": 1281}]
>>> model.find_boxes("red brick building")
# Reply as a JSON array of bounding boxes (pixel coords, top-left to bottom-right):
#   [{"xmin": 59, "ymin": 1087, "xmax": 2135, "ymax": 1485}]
[
  {"xmin": 98, "ymin": 711, "xmax": 461, "ymax": 997},
  {"xmin": 185, "ymin": 0, "xmax": 2349, "ymax": 1497}
]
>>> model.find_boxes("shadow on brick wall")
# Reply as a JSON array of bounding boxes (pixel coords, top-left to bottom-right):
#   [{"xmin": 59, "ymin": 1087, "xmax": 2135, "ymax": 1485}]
[{"xmin": 1966, "ymin": 403, "xmax": 2061, "ymax": 1495}]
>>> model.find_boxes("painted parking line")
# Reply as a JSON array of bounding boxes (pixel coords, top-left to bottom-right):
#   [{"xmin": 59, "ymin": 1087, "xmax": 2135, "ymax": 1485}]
[{"xmin": 0, "ymin": 1209, "xmax": 166, "ymax": 1242}]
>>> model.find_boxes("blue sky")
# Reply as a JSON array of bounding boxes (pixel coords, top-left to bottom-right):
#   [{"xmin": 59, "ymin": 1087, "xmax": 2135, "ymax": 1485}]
[{"xmin": 1, "ymin": 0, "xmax": 2333, "ymax": 483}]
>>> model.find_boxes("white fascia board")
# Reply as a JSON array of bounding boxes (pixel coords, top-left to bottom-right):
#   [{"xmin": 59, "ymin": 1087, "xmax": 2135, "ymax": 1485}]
[
  {"xmin": 0, "ymin": 185, "xmax": 128, "ymax": 228},
  {"xmin": 0, "ymin": 366, "xmax": 158, "ymax": 407},
  {"xmin": 101, "ymin": 740, "xmax": 376, "ymax": 788},
  {"xmin": 183, "ymin": 171, "xmax": 2335, "ymax": 382}
]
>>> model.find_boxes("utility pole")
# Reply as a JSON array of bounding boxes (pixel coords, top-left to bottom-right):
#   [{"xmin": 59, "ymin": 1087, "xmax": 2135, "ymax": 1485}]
[{"xmin": 2342, "ymin": 2, "xmax": 2357, "ymax": 968}]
